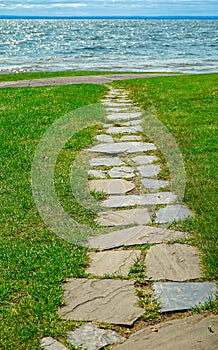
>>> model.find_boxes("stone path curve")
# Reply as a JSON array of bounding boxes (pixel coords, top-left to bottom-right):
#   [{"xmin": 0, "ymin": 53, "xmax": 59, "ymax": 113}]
[{"xmin": 41, "ymin": 87, "xmax": 217, "ymax": 350}]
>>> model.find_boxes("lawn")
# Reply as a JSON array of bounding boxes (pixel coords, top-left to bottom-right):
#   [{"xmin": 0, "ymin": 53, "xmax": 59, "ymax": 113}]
[{"xmin": 0, "ymin": 73, "xmax": 217, "ymax": 349}]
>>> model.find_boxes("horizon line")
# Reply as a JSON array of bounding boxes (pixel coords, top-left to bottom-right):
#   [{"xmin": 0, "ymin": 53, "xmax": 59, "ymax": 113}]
[{"xmin": 1, "ymin": 15, "xmax": 218, "ymax": 20}]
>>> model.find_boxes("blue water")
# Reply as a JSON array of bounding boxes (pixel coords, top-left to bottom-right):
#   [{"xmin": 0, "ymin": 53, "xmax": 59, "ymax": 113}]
[{"xmin": 0, "ymin": 19, "xmax": 217, "ymax": 74}]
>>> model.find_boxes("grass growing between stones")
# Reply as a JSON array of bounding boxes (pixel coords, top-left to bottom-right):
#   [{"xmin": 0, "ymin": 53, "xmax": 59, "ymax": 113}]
[{"xmin": 0, "ymin": 83, "xmax": 107, "ymax": 349}]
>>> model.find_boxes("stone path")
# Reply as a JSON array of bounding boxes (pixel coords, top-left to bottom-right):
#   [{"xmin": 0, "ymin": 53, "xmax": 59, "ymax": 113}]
[{"xmin": 41, "ymin": 87, "xmax": 217, "ymax": 350}]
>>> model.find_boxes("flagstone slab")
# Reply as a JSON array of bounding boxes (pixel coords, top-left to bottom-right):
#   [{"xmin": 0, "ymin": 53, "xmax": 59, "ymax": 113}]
[
  {"xmin": 101, "ymin": 192, "xmax": 177, "ymax": 208},
  {"xmin": 120, "ymin": 135, "xmax": 142, "ymax": 141},
  {"xmin": 68, "ymin": 324, "xmax": 125, "ymax": 350},
  {"xmin": 155, "ymin": 204, "xmax": 193, "ymax": 224},
  {"xmin": 88, "ymin": 142, "xmax": 156, "ymax": 154},
  {"xmin": 89, "ymin": 157, "xmax": 124, "ymax": 167},
  {"xmin": 87, "ymin": 250, "xmax": 141, "ymax": 276},
  {"xmin": 41, "ymin": 337, "xmax": 69, "ymax": 350},
  {"xmin": 108, "ymin": 166, "xmax": 135, "ymax": 179},
  {"xmin": 103, "ymin": 123, "xmax": 113, "ymax": 127},
  {"xmin": 153, "ymin": 282, "xmax": 217, "ymax": 312},
  {"xmin": 95, "ymin": 208, "xmax": 151, "ymax": 226},
  {"xmin": 87, "ymin": 226, "xmax": 188, "ymax": 250},
  {"xmin": 59, "ymin": 279, "xmax": 144, "ymax": 326},
  {"xmin": 141, "ymin": 178, "xmax": 169, "ymax": 189},
  {"xmin": 106, "ymin": 126, "xmax": 142, "ymax": 134},
  {"xmin": 88, "ymin": 170, "xmax": 106, "ymax": 179},
  {"xmin": 103, "ymin": 102, "xmax": 132, "ymax": 107},
  {"xmin": 95, "ymin": 134, "xmax": 114, "ymax": 143},
  {"xmin": 132, "ymin": 155, "xmax": 158, "ymax": 165},
  {"xmin": 113, "ymin": 314, "xmax": 218, "ymax": 350},
  {"xmin": 89, "ymin": 179, "xmax": 135, "ymax": 195},
  {"xmin": 137, "ymin": 165, "xmax": 161, "ymax": 177},
  {"xmin": 145, "ymin": 243, "xmax": 202, "ymax": 281},
  {"xmin": 122, "ymin": 119, "xmax": 142, "ymax": 126},
  {"xmin": 107, "ymin": 112, "xmax": 142, "ymax": 121}
]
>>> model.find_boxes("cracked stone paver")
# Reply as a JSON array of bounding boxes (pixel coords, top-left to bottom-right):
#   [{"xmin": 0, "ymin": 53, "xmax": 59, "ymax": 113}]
[
  {"xmin": 145, "ymin": 243, "xmax": 202, "ymax": 281},
  {"xmin": 113, "ymin": 314, "xmax": 218, "ymax": 350},
  {"xmin": 101, "ymin": 192, "xmax": 177, "ymax": 208},
  {"xmin": 141, "ymin": 178, "xmax": 169, "ymax": 189},
  {"xmin": 89, "ymin": 157, "xmax": 124, "ymax": 167},
  {"xmin": 41, "ymin": 337, "xmax": 69, "ymax": 350},
  {"xmin": 87, "ymin": 226, "xmax": 188, "ymax": 250},
  {"xmin": 87, "ymin": 250, "xmax": 141, "ymax": 276},
  {"xmin": 88, "ymin": 142, "xmax": 156, "ymax": 154},
  {"xmin": 106, "ymin": 125, "xmax": 142, "ymax": 134},
  {"xmin": 155, "ymin": 204, "xmax": 193, "ymax": 224},
  {"xmin": 88, "ymin": 170, "xmax": 106, "ymax": 179},
  {"xmin": 88, "ymin": 179, "xmax": 135, "ymax": 195},
  {"xmin": 95, "ymin": 134, "xmax": 114, "ymax": 143},
  {"xmin": 108, "ymin": 166, "xmax": 135, "ymax": 178},
  {"xmin": 68, "ymin": 324, "xmax": 125, "ymax": 350},
  {"xmin": 153, "ymin": 282, "xmax": 218, "ymax": 312},
  {"xmin": 59, "ymin": 278, "xmax": 144, "ymax": 325},
  {"xmin": 137, "ymin": 164, "xmax": 161, "ymax": 177},
  {"xmin": 132, "ymin": 155, "xmax": 158, "ymax": 165},
  {"xmin": 107, "ymin": 112, "xmax": 142, "ymax": 121},
  {"xmin": 95, "ymin": 208, "xmax": 151, "ymax": 226}
]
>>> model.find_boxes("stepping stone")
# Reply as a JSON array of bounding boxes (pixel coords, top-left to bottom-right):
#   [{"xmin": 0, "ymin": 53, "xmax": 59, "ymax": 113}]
[
  {"xmin": 145, "ymin": 244, "xmax": 202, "ymax": 281},
  {"xmin": 88, "ymin": 142, "xmax": 156, "ymax": 155},
  {"xmin": 68, "ymin": 324, "xmax": 125, "ymax": 350},
  {"xmin": 103, "ymin": 102, "xmax": 132, "ymax": 107},
  {"xmin": 122, "ymin": 119, "xmax": 142, "ymax": 126},
  {"xmin": 137, "ymin": 165, "xmax": 161, "ymax": 177},
  {"xmin": 141, "ymin": 178, "xmax": 169, "ymax": 189},
  {"xmin": 59, "ymin": 278, "xmax": 144, "ymax": 326},
  {"xmin": 106, "ymin": 126, "xmax": 142, "ymax": 134},
  {"xmin": 132, "ymin": 155, "xmax": 158, "ymax": 165},
  {"xmin": 103, "ymin": 123, "xmax": 113, "ymax": 127},
  {"xmin": 107, "ymin": 112, "xmax": 142, "ymax": 121},
  {"xmin": 108, "ymin": 166, "xmax": 135, "ymax": 178},
  {"xmin": 155, "ymin": 204, "xmax": 193, "ymax": 224},
  {"xmin": 95, "ymin": 208, "xmax": 151, "ymax": 226},
  {"xmin": 87, "ymin": 250, "xmax": 141, "ymax": 276},
  {"xmin": 41, "ymin": 337, "xmax": 69, "ymax": 350},
  {"xmin": 102, "ymin": 192, "xmax": 177, "ymax": 208},
  {"xmin": 105, "ymin": 107, "xmax": 132, "ymax": 112},
  {"xmin": 153, "ymin": 282, "xmax": 217, "ymax": 312},
  {"xmin": 88, "ymin": 170, "xmax": 106, "ymax": 179},
  {"xmin": 120, "ymin": 135, "xmax": 142, "ymax": 141},
  {"xmin": 113, "ymin": 314, "xmax": 218, "ymax": 350},
  {"xmin": 95, "ymin": 134, "xmax": 114, "ymax": 143},
  {"xmin": 87, "ymin": 225, "xmax": 188, "ymax": 250},
  {"xmin": 89, "ymin": 179, "xmax": 135, "ymax": 195},
  {"xmin": 89, "ymin": 157, "xmax": 124, "ymax": 167}
]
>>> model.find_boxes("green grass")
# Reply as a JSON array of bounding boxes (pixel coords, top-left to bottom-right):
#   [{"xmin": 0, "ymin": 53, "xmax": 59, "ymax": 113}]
[
  {"xmin": 0, "ymin": 83, "xmax": 107, "ymax": 349},
  {"xmin": 113, "ymin": 73, "xmax": 218, "ymax": 280}
]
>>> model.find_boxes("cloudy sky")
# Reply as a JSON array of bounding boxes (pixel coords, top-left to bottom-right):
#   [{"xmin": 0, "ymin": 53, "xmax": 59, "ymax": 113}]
[{"xmin": 0, "ymin": 0, "xmax": 217, "ymax": 17}]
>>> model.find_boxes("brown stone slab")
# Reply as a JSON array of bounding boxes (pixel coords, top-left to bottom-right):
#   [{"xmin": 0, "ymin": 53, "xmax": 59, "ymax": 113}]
[
  {"xmin": 145, "ymin": 243, "xmax": 202, "ymax": 281},
  {"xmin": 59, "ymin": 279, "xmax": 144, "ymax": 326},
  {"xmin": 88, "ymin": 179, "xmax": 135, "ymax": 195},
  {"xmin": 87, "ymin": 226, "xmax": 188, "ymax": 250},
  {"xmin": 87, "ymin": 250, "xmax": 141, "ymax": 276},
  {"xmin": 113, "ymin": 315, "xmax": 218, "ymax": 350},
  {"xmin": 95, "ymin": 208, "xmax": 151, "ymax": 226}
]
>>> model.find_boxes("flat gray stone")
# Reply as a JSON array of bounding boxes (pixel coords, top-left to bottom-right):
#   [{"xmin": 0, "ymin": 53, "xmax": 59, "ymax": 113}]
[
  {"xmin": 89, "ymin": 179, "xmax": 135, "ymax": 195},
  {"xmin": 103, "ymin": 123, "xmax": 113, "ymax": 127},
  {"xmin": 155, "ymin": 204, "xmax": 193, "ymax": 224},
  {"xmin": 88, "ymin": 142, "xmax": 156, "ymax": 154},
  {"xmin": 87, "ymin": 250, "xmax": 141, "ymax": 276},
  {"xmin": 106, "ymin": 126, "xmax": 142, "ymax": 134},
  {"xmin": 87, "ymin": 225, "xmax": 188, "ymax": 250},
  {"xmin": 132, "ymin": 155, "xmax": 158, "ymax": 165},
  {"xmin": 68, "ymin": 324, "xmax": 125, "ymax": 350},
  {"xmin": 102, "ymin": 192, "xmax": 177, "ymax": 208},
  {"xmin": 41, "ymin": 337, "xmax": 69, "ymax": 350},
  {"xmin": 137, "ymin": 165, "xmax": 161, "ymax": 177},
  {"xmin": 113, "ymin": 314, "xmax": 218, "ymax": 350},
  {"xmin": 89, "ymin": 157, "xmax": 124, "ymax": 167},
  {"xmin": 95, "ymin": 134, "xmax": 114, "ymax": 143},
  {"xmin": 105, "ymin": 107, "xmax": 132, "ymax": 112},
  {"xmin": 145, "ymin": 244, "xmax": 202, "ymax": 281},
  {"xmin": 88, "ymin": 170, "xmax": 106, "ymax": 179},
  {"xmin": 104, "ymin": 102, "xmax": 132, "ymax": 107},
  {"xmin": 59, "ymin": 278, "xmax": 144, "ymax": 326},
  {"xmin": 120, "ymin": 135, "xmax": 142, "ymax": 141},
  {"xmin": 153, "ymin": 282, "xmax": 217, "ymax": 312},
  {"xmin": 95, "ymin": 208, "xmax": 151, "ymax": 226},
  {"xmin": 107, "ymin": 112, "xmax": 142, "ymax": 121},
  {"xmin": 122, "ymin": 119, "xmax": 142, "ymax": 126},
  {"xmin": 108, "ymin": 167, "xmax": 135, "ymax": 179},
  {"xmin": 141, "ymin": 178, "xmax": 169, "ymax": 189}
]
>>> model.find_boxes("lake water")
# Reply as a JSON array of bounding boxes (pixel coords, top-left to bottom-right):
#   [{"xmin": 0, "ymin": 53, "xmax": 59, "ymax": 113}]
[{"xmin": 0, "ymin": 19, "xmax": 217, "ymax": 74}]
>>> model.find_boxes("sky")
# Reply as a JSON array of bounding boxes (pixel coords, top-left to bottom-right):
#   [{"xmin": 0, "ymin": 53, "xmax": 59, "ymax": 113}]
[{"xmin": 0, "ymin": 0, "xmax": 218, "ymax": 17}]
